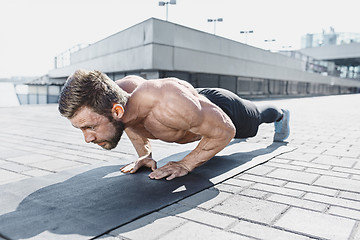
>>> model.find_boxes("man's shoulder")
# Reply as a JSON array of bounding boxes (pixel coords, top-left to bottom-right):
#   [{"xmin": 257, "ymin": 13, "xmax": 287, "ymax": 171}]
[{"xmin": 115, "ymin": 75, "xmax": 146, "ymax": 94}]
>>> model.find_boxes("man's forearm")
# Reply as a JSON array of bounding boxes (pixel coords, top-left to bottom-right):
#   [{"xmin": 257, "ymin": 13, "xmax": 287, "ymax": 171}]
[
  {"xmin": 179, "ymin": 134, "xmax": 233, "ymax": 171},
  {"xmin": 125, "ymin": 128, "xmax": 152, "ymax": 157}
]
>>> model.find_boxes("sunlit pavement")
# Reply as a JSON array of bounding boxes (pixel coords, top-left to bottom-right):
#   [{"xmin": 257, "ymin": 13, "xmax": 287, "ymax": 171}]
[{"xmin": 1, "ymin": 94, "xmax": 360, "ymax": 240}]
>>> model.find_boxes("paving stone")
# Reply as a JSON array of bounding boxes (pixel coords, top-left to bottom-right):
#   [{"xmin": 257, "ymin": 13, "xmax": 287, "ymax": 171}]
[
  {"xmin": 313, "ymin": 155, "xmax": 356, "ymax": 168},
  {"xmin": 179, "ymin": 189, "xmax": 232, "ymax": 210},
  {"xmin": 110, "ymin": 212, "xmax": 186, "ymax": 240},
  {"xmin": 354, "ymin": 225, "xmax": 360, "ymax": 240},
  {"xmin": 0, "ymin": 159, "xmax": 8, "ymax": 166},
  {"xmin": 244, "ymin": 165, "xmax": 275, "ymax": 175},
  {"xmin": 355, "ymin": 162, "xmax": 360, "ymax": 170},
  {"xmin": 28, "ymin": 159, "xmax": 85, "ymax": 172},
  {"xmin": 212, "ymin": 195, "xmax": 288, "ymax": 224},
  {"xmin": 266, "ymin": 194, "xmax": 327, "ymax": 212},
  {"xmin": 332, "ymin": 166, "xmax": 360, "ymax": 175},
  {"xmin": 0, "ymin": 162, "xmax": 33, "ymax": 173},
  {"xmin": 353, "ymin": 175, "xmax": 360, "ymax": 181},
  {"xmin": 266, "ymin": 161, "xmax": 306, "ymax": 171},
  {"xmin": 324, "ymin": 149, "xmax": 360, "ymax": 158},
  {"xmin": 266, "ymin": 168, "xmax": 319, "ymax": 184},
  {"xmin": 2, "ymin": 94, "xmax": 360, "ymax": 240},
  {"xmin": 21, "ymin": 168, "xmax": 53, "ymax": 177},
  {"xmin": 96, "ymin": 234, "xmax": 123, "ymax": 240},
  {"xmin": 284, "ymin": 182, "xmax": 337, "ymax": 196},
  {"xmin": 222, "ymin": 178, "xmax": 254, "ymax": 188},
  {"xmin": 0, "ymin": 169, "xmax": 28, "ymax": 184},
  {"xmin": 339, "ymin": 191, "xmax": 360, "ymax": 201},
  {"xmin": 328, "ymin": 206, "xmax": 360, "ymax": 220},
  {"xmin": 289, "ymin": 160, "xmax": 331, "ymax": 170},
  {"xmin": 239, "ymin": 188, "xmax": 269, "ymax": 199},
  {"xmin": 304, "ymin": 193, "xmax": 360, "ymax": 210},
  {"xmin": 0, "ymin": 149, "xmax": 32, "ymax": 160},
  {"xmin": 277, "ymin": 152, "xmax": 318, "ymax": 162},
  {"xmin": 231, "ymin": 220, "xmax": 312, "ymax": 240},
  {"xmin": 34, "ymin": 149, "xmax": 60, "ymax": 156},
  {"xmin": 313, "ymin": 175, "xmax": 360, "ymax": 193},
  {"xmin": 275, "ymin": 208, "xmax": 356, "ymax": 240},
  {"xmin": 305, "ymin": 168, "xmax": 350, "ymax": 178},
  {"xmin": 251, "ymin": 183, "xmax": 304, "ymax": 197},
  {"xmin": 270, "ymin": 158, "xmax": 292, "ymax": 164},
  {"xmin": 176, "ymin": 208, "xmax": 237, "ymax": 229},
  {"xmin": 6, "ymin": 153, "xmax": 54, "ymax": 164},
  {"xmin": 237, "ymin": 173, "xmax": 287, "ymax": 186},
  {"xmin": 212, "ymin": 183, "xmax": 243, "ymax": 194},
  {"xmin": 295, "ymin": 146, "xmax": 326, "ymax": 154},
  {"xmin": 158, "ymin": 221, "xmax": 251, "ymax": 240}
]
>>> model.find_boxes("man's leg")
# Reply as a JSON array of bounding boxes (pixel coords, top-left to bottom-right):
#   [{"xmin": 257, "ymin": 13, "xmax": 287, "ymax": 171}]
[
  {"xmin": 257, "ymin": 104, "xmax": 290, "ymax": 142},
  {"xmin": 257, "ymin": 104, "xmax": 283, "ymax": 124}
]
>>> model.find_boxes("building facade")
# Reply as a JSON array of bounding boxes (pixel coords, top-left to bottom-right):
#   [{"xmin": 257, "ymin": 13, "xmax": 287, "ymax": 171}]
[{"xmin": 27, "ymin": 18, "xmax": 360, "ymax": 104}]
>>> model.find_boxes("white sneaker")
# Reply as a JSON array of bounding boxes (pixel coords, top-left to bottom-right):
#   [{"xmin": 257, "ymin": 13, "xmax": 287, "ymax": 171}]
[{"xmin": 273, "ymin": 109, "xmax": 290, "ymax": 142}]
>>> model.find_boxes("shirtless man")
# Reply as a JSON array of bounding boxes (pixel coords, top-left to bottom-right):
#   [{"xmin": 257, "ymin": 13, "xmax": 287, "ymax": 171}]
[{"xmin": 58, "ymin": 70, "xmax": 290, "ymax": 180}]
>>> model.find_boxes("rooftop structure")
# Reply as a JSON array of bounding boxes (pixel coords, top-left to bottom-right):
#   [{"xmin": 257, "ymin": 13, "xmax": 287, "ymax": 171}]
[{"xmin": 27, "ymin": 18, "xmax": 360, "ymax": 104}]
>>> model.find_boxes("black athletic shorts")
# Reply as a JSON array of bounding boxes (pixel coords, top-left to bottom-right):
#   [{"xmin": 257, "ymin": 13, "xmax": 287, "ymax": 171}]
[{"xmin": 196, "ymin": 88, "xmax": 260, "ymax": 139}]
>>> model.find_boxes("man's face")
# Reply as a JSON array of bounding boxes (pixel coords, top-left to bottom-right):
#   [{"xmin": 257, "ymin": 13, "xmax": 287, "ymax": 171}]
[{"xmin": 69, "ymin": 106, "xmax": 124, "ymax": 150}]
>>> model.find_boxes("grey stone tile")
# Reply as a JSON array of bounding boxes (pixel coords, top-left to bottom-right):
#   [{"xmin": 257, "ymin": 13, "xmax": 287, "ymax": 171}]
[
  {"xmin": 6, "ymin": 154, "xmax": 54, "ymax": 164},
  {"xmin": 267, "ymin": 194, "xmax": 327, "ymax": 212},
  {"xmin": 110, "ymin": 212, "xmax": 186, "ymax": 240},
  {"xmin": 179, "ymin": 189, "xmax": 232, "ymax": 210},
  {"xmin": 0, "ymin": 162, "xmax": 33, "ymax": 173},
  {"xmin": 284, "ymin": 182, "xmax": 337, "ymax": 196},
  {"xmin": 159, "ymin": 221, "xmax": 251, "ymax": 240},
  {"xmin": 237, "ymin": 173, "xmax": 287, "ymax": 186},
  {"xmin": 0, "ymin": 169, "xmax": 28, "ymax": 184},
  {"xmin": 28, "ymin": 159, "xmax": 85, "ymax": 172},
  {"xmin": 313, "ymin": 175, "xmax": 360, "ymax": 193},
  {"xmin": 231, "ymin": 220, "xmax": 311, "ymax": 240},
  {"xmin": 313, "ymin": 155, "xmax": 356, "ymax": 168},
  {"xmin": 176, "ymin": 208, "xmax": 236, "ymax": 229},
  {"xmin": 328, "ymin": 206, "xmax": 360, "ymax": 220},
  {"xmin": 212, "ymin": 195, "xmax": 287, "ymax": 224},
  {"xmin": 251, "ymin": 183, "xmax": 305, "ymax": 197},
  {"xmin": 275, "ymin": 208, "xmax": 356, "ymax": 240},
  {"xmin": 266, "ymin": 168, "xmax": 319, "ymax": 184},
  {"xmin": 304, "ymin": 192, "xmax": 360, "ymax": 209}
]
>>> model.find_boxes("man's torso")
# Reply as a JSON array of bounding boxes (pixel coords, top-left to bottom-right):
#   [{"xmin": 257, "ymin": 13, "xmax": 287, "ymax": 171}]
[{"xmin": 119, "ymin": 78, "xmax": 223, "ymax": 144}]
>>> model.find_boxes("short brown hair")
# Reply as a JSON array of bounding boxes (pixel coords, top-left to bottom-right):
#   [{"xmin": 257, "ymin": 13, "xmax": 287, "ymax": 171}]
[{"xmin": 58, "ymin": 70, "xmax": 129, "ymax": 119}]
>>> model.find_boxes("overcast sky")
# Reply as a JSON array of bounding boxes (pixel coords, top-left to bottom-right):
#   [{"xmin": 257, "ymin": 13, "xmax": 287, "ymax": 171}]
[{"xmin": 1, "ymin": 0, "xmax": 359, "ymax": 78}]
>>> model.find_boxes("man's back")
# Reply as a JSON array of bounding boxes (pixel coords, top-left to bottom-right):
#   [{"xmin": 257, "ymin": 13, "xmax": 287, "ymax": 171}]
[{"xmin": 118, "ymin": 76, "xmax": 233, "ymax": 144}]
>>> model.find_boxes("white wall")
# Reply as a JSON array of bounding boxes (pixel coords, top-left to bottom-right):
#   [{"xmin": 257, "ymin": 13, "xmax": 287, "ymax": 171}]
[{"xmin": 0, "ymin": 83, "xmax": 20, "ymax": 107}]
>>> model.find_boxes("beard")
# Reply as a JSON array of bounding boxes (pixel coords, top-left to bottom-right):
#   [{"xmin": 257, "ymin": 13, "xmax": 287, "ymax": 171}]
[{"xmin": 101, "ymin": 120, "xmax": 125, "ymax": 150}]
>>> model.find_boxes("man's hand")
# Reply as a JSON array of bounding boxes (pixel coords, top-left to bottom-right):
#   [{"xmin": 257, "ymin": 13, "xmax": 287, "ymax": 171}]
[
  {"xmin": 120, "ymin": 155, "xmax": 157, "ymax": 173},
  {"xmin": 149, "ymin": 161, "xmax": 190, "ymax": 181}
]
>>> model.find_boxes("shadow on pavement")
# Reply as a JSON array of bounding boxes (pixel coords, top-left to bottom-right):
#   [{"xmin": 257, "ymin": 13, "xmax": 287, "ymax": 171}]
[{"xmin": 0, "ymin": 142, "xmax": 287, "ymax": 240}]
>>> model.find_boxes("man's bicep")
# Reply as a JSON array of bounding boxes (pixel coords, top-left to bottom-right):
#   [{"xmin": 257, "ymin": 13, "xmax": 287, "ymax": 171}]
[{"xmin": 194, "ymin": 105, "xmax": 236, "ymax": 139}]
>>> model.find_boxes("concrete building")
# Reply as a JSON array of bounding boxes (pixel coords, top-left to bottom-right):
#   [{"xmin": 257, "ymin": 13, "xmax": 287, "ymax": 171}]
[
  {"xmin": 299, "ymin": 43, "xmax": 360, "ymax": 80},
  {"xmin": 28, "ymin": 18, "xmax": 360, "ymax": 103}
]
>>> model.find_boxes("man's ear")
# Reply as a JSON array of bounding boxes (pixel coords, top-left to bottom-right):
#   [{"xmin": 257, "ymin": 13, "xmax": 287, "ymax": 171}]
[{"xmin": 112, "ymin": 103, "xmax": 124, "ymax": 120}]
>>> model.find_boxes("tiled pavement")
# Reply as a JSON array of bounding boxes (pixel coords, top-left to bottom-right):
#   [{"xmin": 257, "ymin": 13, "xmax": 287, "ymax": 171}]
[{"xmin": 1, "ymin": 94, "xmax": 360, "ymax": 240}]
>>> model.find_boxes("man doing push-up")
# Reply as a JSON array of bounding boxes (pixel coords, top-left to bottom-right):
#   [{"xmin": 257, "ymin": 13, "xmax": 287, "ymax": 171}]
[{"xmin": 58, "ymin": 70, "xmax": 290, "ymax": 180}]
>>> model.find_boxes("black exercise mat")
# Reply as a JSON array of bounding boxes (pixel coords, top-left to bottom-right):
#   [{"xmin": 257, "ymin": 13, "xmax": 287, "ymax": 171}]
[{"xmin": 0, "ymin": 142, "xmax": 293, "ymax": 240}]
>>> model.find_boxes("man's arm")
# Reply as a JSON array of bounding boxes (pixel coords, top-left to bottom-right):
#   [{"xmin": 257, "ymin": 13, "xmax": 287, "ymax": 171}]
[
  {"xmin": 148, "ymin": 83, "xmax": 236, "ymax": 180},
  {"xmin": 115, "ymin": 75, "xmax": 146, "ymax": 94},
  {"xmin": 120, "ymin": 127, "xmax": 156, "ymax": 173},
  {"xmin": 178, "ymin": 108, "xmax": 236, "ymax": 172}
]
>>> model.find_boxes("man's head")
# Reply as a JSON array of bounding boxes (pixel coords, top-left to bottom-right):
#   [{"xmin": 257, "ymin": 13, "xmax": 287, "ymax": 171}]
[{"xmin": 58, "ymin": 70, "xmax": 129, "ymax": 150}]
